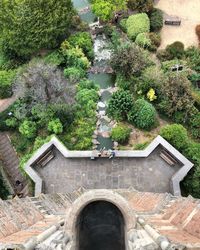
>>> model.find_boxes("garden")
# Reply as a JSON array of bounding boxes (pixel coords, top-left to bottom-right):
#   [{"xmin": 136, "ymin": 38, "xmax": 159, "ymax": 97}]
[{"xmin": 0, "ymin": 0, "xmax": 199, "ymax": 198}]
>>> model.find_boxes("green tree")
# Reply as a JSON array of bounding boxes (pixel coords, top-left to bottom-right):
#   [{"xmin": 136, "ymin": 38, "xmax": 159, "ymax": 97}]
[
  {"xmin": 111, "ymin": 43, "xmax": 152, "ymax": 79},
  {"xmin": 0, "ymin": 0, "xmax": 74, "ymax": 58},
  {"xmin": 128, "ymin": 99, "xmax": 157, "ymax": 130},
  {"xmin": 107, "ymin": 90, "xmax": 133, "ymax": 120},
  {"xmin": 91, "ymin": 0, "xmax": 127, "ymax": 21}
]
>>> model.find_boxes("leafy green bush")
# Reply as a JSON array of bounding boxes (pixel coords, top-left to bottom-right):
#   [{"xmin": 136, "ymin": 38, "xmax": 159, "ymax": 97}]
[
  {"xmin": 64, "ymin": 67, "xmax": 86, "ymax": 83},
  {"xmin": 19, "ymin": 120, "xmax": 37, "ymax": 139},
  {"xmin": 185, "ymin": 46, "xmax": 200, "ymax": 72},
  {"xmin": 149, "ymin": 8, "xmax": 163, "ymax": 31},
  {"xmin": 61, "ymin": 46, "xmax": 90, "ymax": 70},
  {"xmin": 48, "ymin": 118, "xmax": 63, "ymax": 134},
  {"xmin": 0, "ymin": 70, "xmax": 16, "ymax": 98},
  {"xmin": 160, "ymin": 124, "xmax": 188, "ymax": 150},
  {"xmin": 126, "ymin": 13, "xmax": 150, "ymax": 40},
  {"xmin": 135, "ymin": 33, "xmax": 151, "ymax": 48},
  {"xmin": 108, "ymin": 90, "xmax": 133, "ymax": 120},
  {"xmin": 68, "ymin": 32, "xmax": 94, "ymax": 60},
  {"xmin": 111, "ymin": 124, "xmax": 131, "ymax": 143},
  {"xmin": 161, "ymin": 59, "xmax": 188, "ymax": 72},
  {"xmin": 166, "ymin": 41, "xmax": 185, "ymax": 59},
  {"xmin": 128, "ymin": 99, "xmax": 157, "ymax": 130}
]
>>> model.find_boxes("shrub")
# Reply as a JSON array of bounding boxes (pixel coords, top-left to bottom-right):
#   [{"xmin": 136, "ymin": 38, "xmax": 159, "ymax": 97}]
[
  {"xmin": 128, "ymin": 0, "xmax": 153, "ymax": 13},
  {"xmin": 156, "ymin": 49, "xmax": 171, "ymax": 61},
  {"xmin": 166, "ymin": 41, "xmax": 185, "ymax": 59},
  {"xmin": 161, "ymin": 59, "xmax": 188, "ymax": 72},
  {"xmin": 185, "ymin": 46, "xmax": 200, "ymax": 72},
  {"xmin": 111, "ymin": 124, "xmax": 131, "ymax": 144},
  {"xmin": 0, "ymin": 70, "xmax": 16, "ymax": 98},
  {"xmin": 119, "ymin": 19, "xmax": 127, "ymax": 33},
  {"xmin": 48, "ymin": 118, "xmax": 63, "ymax": 134},
  {"xmin": 149, "ymin": 8, "xmax": 163, "ymax": 32},
  {"xmin": 19, "ymin": 120, "xmax": 37, "ymax": 139},
  {"xmin": 126, "ymin": 13, "xmax": 150, "ymax": 40},
  {"xmin": 149, "ymin": 32, "xmax": 161, "ymax": 51},
  {"xmin": 147, "ymin": 88, "xmax": 157, "ymax": 102},
  {"xmin": 128, "ymin": 99, "xmax": 157, "ymax": 130},
  {"xmin": 68, "ymin": 32, "xmax": 94, "ymax": 60},
  {"xmin": 64, "ymin": 67, "xmax": 86, "ymax": 84},
  {"xmin": 135, "ymin": 33, "xmax": 151, "ymax": 48},
  {"xmin": 195, "ymin": 24, "xmax": 200, "ymax": 42},
  {"xmin": 107, "ymin": 90, "xmax": 133, "ymax": 120},
  {"xmin": 111, "ymin": 43, "xmax": 152, "ymax": 79},
  {"xmin": 160, "ymin": 124, "xmax": 188, "ymax": 150},
  {"xmin": 44, "ymin": 51, "xmax": 64, "ymax": 66}
]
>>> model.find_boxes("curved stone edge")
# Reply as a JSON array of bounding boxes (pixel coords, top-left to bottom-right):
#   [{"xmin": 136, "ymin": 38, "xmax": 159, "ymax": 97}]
[{"xmin": 24, "ymin": 135, "xmax": 193, "ymax": 196}]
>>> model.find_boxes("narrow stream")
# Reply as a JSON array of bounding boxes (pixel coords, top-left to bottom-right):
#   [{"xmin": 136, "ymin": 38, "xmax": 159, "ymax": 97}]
[{"xmin": 72, "ymin": 0, "xmax": 115, "ymax": 150}]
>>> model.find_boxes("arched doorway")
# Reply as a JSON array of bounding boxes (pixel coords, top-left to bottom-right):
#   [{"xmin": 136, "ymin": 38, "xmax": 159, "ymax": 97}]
[{"xmin": 76, "ymin": 201, "xmax": 125, "ymax": 250}]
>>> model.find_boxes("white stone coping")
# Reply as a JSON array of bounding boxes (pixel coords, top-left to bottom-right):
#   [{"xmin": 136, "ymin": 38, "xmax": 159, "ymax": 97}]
[{"xmin": 24, "ymin": 135, "xmax": 193, "ymax": 196}]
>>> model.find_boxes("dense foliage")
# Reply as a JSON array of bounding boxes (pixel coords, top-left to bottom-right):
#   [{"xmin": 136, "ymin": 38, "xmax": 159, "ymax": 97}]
[
  {"xmin": 91, "ymin": 0, "xmax": 127, "ymax": 21},
  {"xmin": 135, "ymin": 33, "xmax": 151, "ymax": 48},
  {"xmin": 128, "ymin": 0, "xmax": 153, "ymax": 12},
  {"xmin": 111, "ymin": 124, "xmax": 131, "ymax": 144},
  {"xmin": 149, "ymin": 8, "xmax": 163, "ymax": 32},
  {"xmin": 111, "ymin": 43, "xmax": 152, "ymax": 79},
  {"xmin": 128, "ymin": 99, "xmax": 157, "ymax": 130},
  {"xmin": 108, "ymin": 90, "xmax": 133, "ymax": 120},
  {"xmin": 0, "ymin": 70, "xmax": 16, "ymax": 98},
  {"xmin": 0, "ymin": 0, "xmax": 74, "ymax": 58},
  {"xmin": 126, "ymin": 13, "xmax": 150, "ymax": 40}
]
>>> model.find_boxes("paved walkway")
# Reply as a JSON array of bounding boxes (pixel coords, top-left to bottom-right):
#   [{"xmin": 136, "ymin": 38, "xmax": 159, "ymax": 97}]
[{"xmin": 34, "ymin": 146, "xmax": 181, "ymax": 194}]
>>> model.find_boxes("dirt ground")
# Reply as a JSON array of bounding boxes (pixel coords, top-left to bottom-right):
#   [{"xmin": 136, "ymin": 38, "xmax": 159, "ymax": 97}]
[{"xmin": 155, "ymin": 0, "xmax": 200, "ymax": 49}]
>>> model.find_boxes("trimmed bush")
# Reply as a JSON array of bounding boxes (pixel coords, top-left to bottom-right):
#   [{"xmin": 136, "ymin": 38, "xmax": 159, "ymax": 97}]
[
  {"xmin": 0, "ymin": 70, "xmax": 16, "ymax": 98},
  {"xmin": 160, "ymin": 124, "xmax": 188, "ymax": 150},
  {"xmin": 166, "ymin": 41, "xmax": 185, "ymax": 59},
  {"xmin": 48, "ymin": 118, "xmax": 63, "ymax": 134},
  {"xmin": 126, "ymin": 13, "xmax": 150, "ymax": 40},
  {"xmin": 111, "ymin": 124, "xmax": 131, "ymax": 144},
  {"xmin": 149, "ymin": 8, "xmax": 163, "ymax": 32},
  {"xmin": 128, "ymin": 99, "xmax": 157, "ymax": 130},
  {"xmin": 135, "ymin": 33, "xmax": 151, "ymax": 48}
]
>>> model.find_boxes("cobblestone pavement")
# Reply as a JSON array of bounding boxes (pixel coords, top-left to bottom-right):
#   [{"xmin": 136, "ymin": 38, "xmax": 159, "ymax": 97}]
[{"xmin": 35, "ymin": 147, "xmax": 181, "ymax": 194}]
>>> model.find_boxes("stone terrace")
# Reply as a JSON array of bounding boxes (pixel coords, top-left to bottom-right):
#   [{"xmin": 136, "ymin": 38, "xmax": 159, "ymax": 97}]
[{"xmin": 34, "ymin": 146, "xmax": 182, "ymax": 194}]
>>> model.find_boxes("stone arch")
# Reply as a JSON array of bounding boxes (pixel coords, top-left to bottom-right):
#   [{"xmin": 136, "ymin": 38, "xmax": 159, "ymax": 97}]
[{"xmin": 65, "ymin": 190, "xmax": 136, "ymax": 250}]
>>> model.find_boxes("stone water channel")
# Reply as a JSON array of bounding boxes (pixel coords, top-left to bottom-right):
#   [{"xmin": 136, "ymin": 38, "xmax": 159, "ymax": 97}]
[{"xmin": 72, "ymin": 0, "xmax": 117, "ymax": 150}]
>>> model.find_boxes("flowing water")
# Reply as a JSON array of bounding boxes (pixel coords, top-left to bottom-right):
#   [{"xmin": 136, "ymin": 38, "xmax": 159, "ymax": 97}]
[{"xmin": 72, "ymin": 0, "xmax": 115, "ymax": 150}]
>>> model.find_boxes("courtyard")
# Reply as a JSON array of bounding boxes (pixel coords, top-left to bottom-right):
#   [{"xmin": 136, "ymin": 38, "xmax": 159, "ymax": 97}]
[
  {"xmin": 155, "ymin": 0, "xmax": 200, "ymax": 48},
  {"xmin": 33, "ymin": 145, "xmax": 182, "ymax": 194}
]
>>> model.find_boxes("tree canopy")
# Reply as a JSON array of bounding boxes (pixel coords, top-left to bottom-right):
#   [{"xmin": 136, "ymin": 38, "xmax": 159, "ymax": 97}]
[{"xmin": 0, "ymin": 0, "xmax": 74, "ymax": 58}]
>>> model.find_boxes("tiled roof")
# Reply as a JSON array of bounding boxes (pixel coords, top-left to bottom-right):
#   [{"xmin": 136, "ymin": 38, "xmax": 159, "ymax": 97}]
[{"xmin": 0, "ymin": 190, "xmax": 199, "ymax": 249}]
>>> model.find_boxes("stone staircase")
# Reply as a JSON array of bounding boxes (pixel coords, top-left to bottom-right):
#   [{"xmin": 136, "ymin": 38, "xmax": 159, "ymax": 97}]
[{"xmin": 0, "ymin": 132, "xmax": 29, "ymax": 196}]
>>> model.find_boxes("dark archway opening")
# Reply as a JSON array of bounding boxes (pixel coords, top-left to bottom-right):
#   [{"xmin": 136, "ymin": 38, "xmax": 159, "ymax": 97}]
[{"xmin": 76, "ymin": 201, "xmax": 125, "ymax": 250}]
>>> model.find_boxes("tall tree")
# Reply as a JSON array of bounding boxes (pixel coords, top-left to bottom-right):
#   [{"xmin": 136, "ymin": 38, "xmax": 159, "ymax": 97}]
[
  {"xmin": 91, "ymin": 0, "xmax": 127, "ymax": 21},
  {"xmin": 0, "ymin": 0, "xmax": 75, "ymax": 58}
]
